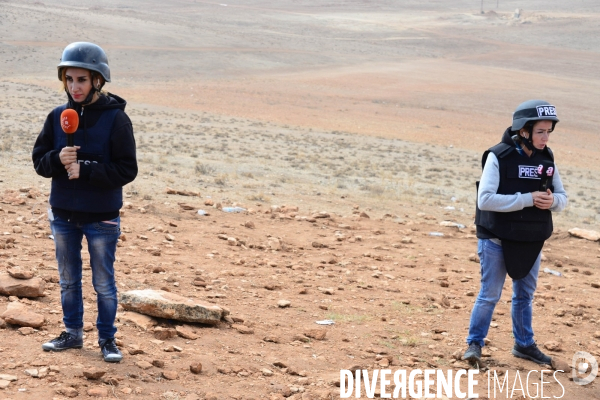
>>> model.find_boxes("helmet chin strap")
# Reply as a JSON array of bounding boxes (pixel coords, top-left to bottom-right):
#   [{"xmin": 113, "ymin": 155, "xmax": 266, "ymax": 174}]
[
  {"xmin": 512, "ymin": 132, "xmax": 536, "ymax": 155},
  {"xmin": 520, "ymin": 132, "xmax": 535, "ymax": 152}
]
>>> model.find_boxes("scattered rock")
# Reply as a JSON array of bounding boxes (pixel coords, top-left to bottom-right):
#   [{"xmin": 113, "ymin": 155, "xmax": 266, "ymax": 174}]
[
  {"xmin": 551, "ymin": 358, "xmax": 571, "ymax": 373},
  {"xmin": 176, "ymin": 325, "xmax": 199, "ymax": 340},
  {"xmin": 262, "ymin": 368, "xmax": 274, "ymax": 376},
  {"xmin": 24, "ymin": 369, "xmax": 39, "ymax": 378},
  {"xmin": 83, "ymin": 368, "xmax": 106, "ymax": 380},
  {"xmin": 232, "ymin": 324, "xmax": 254, "ymax": 334},
  {"xmin": 7, "ymin": 267, "xmax": 34, "ymax": 280},
  {"xmin": 304, "ymin": 329, "xmax": 327, "ymax": 340},
  {"xmin": 162, "ymin": 370, "xmax": 178, "ymax": 380},
  {"xmin": 568, "ymin": 228, "xmax": 600, "ymax": 241},
  {"xmin": 87, "ymin": 387, "xmax": 109, "ymax": 397},
  {"xmin": 0, "ymin": 274, "xmax": 45, "ymax": 298},
  {"xmin": 1, "ymin": 301, "xmax": 45, "ymax": 328},
  {"xmin": 55, "ymin": 387, "xmax": 78, "ymax": 398},
  {"xmin": 244, "ymin": 221, "xmax": 255, "ymax": 229},
  {"xmin": 152, "ymin": 360, "xmax": 165, "ymax": 368},
  {"xmin": 544, "ymin": 341, "xmax": 562, "ymax": 352},
  {"xmin": 18, "ymin": 327, "xmax": 35, "ymax": 335},
  {"xmin": 190, "ymin": 362, "xmax": 203, "ymax": 374},
  {"xmin": 277, "ymin": 300, "xmax": 291, "ymax": 308},
  {"xmin": 0, "ymin": 374, "xmax": 17, "ymax": 382},
  {"xmin": 120, "ymin": 311, "xmax": 157, "ymax": 331},
  {"xmin": 0, "ymin": 380, "xmax": 11, "ymax": 389},
  {"xmin": 135, "ymin": 361, "xmax": 153, "ymax": 370},
  {"xmin": 264, "ymin": 335, "xmax": 280, "ymax": 343},
  {"xmin": 120, "ymin": 289, "xmax": 227, "ymax": 324},
  {"xmin": 153, "ymin": 327, "xmax": 177, "ymax": 340}
]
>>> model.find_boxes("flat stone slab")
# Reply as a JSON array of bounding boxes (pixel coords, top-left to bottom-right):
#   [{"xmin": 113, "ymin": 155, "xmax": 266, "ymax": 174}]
[
  {"xmin": 0, "ymin": 274, "xmax": 45, "ymax": 298},
  {"xmin": 568, "ymin": 228, "xmax": 600, "ymax": 241},
  {"xmin": 119, "ymin": 290, "xmax": 228, "ymax": 325},
  {"xmin": 1, "ymin": 301, "xmax": 45, "ymax": 328}
]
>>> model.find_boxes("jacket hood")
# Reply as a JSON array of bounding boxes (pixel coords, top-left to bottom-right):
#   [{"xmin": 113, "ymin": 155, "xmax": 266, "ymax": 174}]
[
  {"xmin": 69, "ymin": 92, "xmax": 126, "ymax": 113},
  {"xmin": 501, "ymin": 127, "xmax": 514, "ymax": 146}
]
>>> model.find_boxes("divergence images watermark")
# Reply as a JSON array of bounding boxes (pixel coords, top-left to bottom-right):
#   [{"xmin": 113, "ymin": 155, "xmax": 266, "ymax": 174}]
[{"xmin": 340, "ymin": 353, "xmax": 597, "ymax": 399}]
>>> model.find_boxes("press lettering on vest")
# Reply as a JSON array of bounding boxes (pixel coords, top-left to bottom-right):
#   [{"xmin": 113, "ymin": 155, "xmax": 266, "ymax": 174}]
[
  {"xmin": 518, "ymin": 165, "xmax": 541, "ymax": 179},
  {"xmin": 536, "ymin": 105, "xmax": 556, "ymax": 117}
]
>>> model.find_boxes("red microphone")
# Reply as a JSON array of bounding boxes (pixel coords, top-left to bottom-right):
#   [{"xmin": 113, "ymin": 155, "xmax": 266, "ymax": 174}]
[{"xmin": 60, "ymin": 109, "xmax": 79, "ymax": 147}]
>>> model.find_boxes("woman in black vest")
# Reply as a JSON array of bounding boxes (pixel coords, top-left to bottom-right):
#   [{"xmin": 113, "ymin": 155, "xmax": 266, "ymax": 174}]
[
  {"xmin": 463, "ymin": 100, "xmax": 568, "ymax": 366},
  {"xmin": 32, "ymin": 42, "xmax": 137, "ymax": 362}
]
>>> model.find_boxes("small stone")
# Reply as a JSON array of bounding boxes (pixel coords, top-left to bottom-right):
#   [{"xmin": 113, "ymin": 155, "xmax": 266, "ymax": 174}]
[
  {"xmin": 135, "ymin": 361, "xmax": 153, "ymax": 370},
  {"xmin": 544, "ymin": 341, "xmax": 562, "ymax": 352},
  {"xmin": 56, "ymin": 387, "xmax": 78, "ymax": 398},
  {"xmin": 262, "ymin": 368, "xmax": 274, "ymax": 376},
  {"xmin": 551, "ymin": 358, "xmax": 571, "ymax": 372},
  {"xmin": 153, "ymin": 327, "xmax": 177, "ymax": 340},
  {"xmin": 83, "ymin": 321, "xmax": 94, "ymax": 331},
  {"xmin": 1, "ymin": 301, "xmax": 45, "ymax": 328},
  {"xmin": 190, "ymin": 362, "xmax": 203, "ymax": 374},
  {"xmin": 24, "ymin": 369, "xmax": 39, "ymax": 378},
  {"xmin": 232, "ymin": 324, "xmax": 254, "ymax": 334},
  {"xmin": 0, "ymin": 374, "xmax": 17, "ymax": 382},
  {"xmin": 162, "ymin": 370, "xmax": 178, "ymax": 380},
  {"xmin": 264, "ymin": 335, "xmax": 280, "ymax": 343},
  {"xmin": 18, "ymin": 327, "xmax": 35, "ymax": 335},
  {"xmin": 152, "ymin": 360, "xmax": 165, "ymax": 368},
  {"xmin": 0, "ymin": 380, "xmax": 10, "ymax": 389},
  {"xmin": 304, "ymin": 329, "xmax": 327, "ymax": 341},
  {"xmin": 401, "ymin": 237, "xmax": 413, "ymax": 244},
  {"xmin": 318, "ymin": 287, "xmax": 334, "ymax": 295},
  {"xmin": 278, "ymin": 300, "xmax": 291, "ymax": 308},
  {"xmin": 468, "ymin": 253, "xmax": 480, "ymax": 263},
  {"xmin": 176, "ymin": 325, "xmax": 199, "ymax": 340},
  {"xmin": 87, "ymin": 387, "xmax": 109, "ymax": 397},
  {"xmin": 83, "ymin": 368, "xmax": 106, "ymax": 380},
  {"xmin": 244, "ymin": 221, "xmax": 255, "ymax": 229},
  {"xmin": 7, "ymin": 267, "xmax": 34, "ymax": 280},
  {"xmin": 568, "ymin": 228, "xmax": 600, "ymax": 241}
]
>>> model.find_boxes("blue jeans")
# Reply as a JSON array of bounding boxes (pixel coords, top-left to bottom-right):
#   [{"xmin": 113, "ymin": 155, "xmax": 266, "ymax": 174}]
[
  {"xmin": 466, "ymin": 239, "xmax": 541, "ymax": 348},
  {"xmin": 50, "ymin": 215, "xmax": 120, "ymax": 341}
]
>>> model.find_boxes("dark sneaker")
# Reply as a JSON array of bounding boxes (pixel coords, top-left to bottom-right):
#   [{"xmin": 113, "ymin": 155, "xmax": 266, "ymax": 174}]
[
  {"xmin": 100, "ymin": 338, "xmax": 123, "ymax": 363},
  {"xmin": 463, "ymin": 343, "xmax": 482, "ymax": 364},
  {"xmin": 512, "ymin": 343, "xmax": 552, "ymax": 365},
  {"xmin": 42, "ymin": 331, "xmax": 83, "ymax": 352}
]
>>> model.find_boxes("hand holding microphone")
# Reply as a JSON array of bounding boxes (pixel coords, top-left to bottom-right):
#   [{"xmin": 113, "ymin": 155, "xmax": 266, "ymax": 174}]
[
  {"xmin": 59, "ymin": 109, "xmax": 80, "ymax": 179},
  {"xmin": 532, "ymin": 189, "xmax": 553, "ymax": 209}
]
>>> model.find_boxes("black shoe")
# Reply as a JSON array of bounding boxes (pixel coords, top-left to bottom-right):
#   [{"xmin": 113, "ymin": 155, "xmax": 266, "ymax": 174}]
[
  {"xmin": 512, "ymin": 343, "xmax": 552, "ymax": 365},
  {"xmin": 42, "ymin": 331, "xmax": 83, "ymax": 352},
  {"xmin": 100, "ymin": 338, "xmax": 123, "ymax": 363},
  {"xmin": 463, "ymin": 343, "xmax": 482, "ymax": 364}
]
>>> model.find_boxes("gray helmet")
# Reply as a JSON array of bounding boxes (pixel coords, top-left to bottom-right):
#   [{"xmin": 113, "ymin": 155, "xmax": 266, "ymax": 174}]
[
  {"xmin": 511, "ymin": 99, "xmax": 559, "ymax": 131},
  {"xmin": 57, "ymin": 42, "xmax": 111, "ymax": 82}
]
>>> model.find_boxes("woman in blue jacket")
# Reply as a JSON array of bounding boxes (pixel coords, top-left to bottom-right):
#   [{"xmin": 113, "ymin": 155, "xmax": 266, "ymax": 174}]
[{"xmin": 32, "ymin": 42, "xmax": 137, "ymax": 363}]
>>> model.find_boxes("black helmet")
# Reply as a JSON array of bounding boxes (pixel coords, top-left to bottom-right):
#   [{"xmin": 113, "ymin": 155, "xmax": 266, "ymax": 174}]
[
  {"xmin": 511, "ymin": 99, "xmax": 559, "ymax": 131},
  {"xmin": 57, "ymin": 42, "xmax": 111, "ymax": 82}
]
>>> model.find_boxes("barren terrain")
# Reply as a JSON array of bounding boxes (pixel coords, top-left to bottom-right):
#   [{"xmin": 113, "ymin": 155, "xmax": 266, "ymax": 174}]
[{"xmin": 0, "ymin": 1, "xmax": 599, "ymax": 399}]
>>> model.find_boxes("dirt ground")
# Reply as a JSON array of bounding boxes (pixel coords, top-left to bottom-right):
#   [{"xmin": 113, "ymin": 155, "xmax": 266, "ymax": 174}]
[{"xmin": 0, "ymin": 1, "xmax": 599, "ymax": 399}]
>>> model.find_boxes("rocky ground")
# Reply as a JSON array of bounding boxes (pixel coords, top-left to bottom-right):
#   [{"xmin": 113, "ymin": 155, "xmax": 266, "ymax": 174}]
[
  {"xmin": 1, "ymin": 1, "xmax": 600, "ymax": 399},
  {"xmin": 0, "ymin": 187, "xmax": 599, "ymax": 399}
]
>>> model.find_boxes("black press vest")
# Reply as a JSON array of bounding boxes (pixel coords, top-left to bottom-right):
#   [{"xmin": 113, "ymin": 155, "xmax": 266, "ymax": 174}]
[
  {"xmin": 475, "ymin": 144, "xmax": 554, "ymax": 242},
  {"xmin": 49, "ymin": 105, "xmax": 123, "ymax": 213}
]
